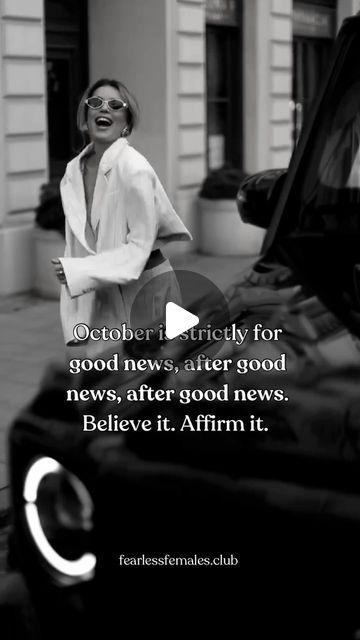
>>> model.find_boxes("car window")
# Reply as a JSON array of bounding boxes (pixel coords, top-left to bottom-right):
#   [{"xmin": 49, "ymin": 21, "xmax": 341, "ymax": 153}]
[
  {"xmin": 298, "ymin": 39, "xmax": 360, "ymax": 232},
  {"xmin": 300, "ymin": 79, "xmax": 360, "ymax": 230}
]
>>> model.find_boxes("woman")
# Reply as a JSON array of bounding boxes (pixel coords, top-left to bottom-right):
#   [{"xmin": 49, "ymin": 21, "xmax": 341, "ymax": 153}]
[{"xmin": 52, "ymin": 78, "xmax": 192, "ymax": 355}]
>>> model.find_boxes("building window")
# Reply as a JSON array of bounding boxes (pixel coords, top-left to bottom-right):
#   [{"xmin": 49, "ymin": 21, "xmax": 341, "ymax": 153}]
[{"xmin": 205, "ymin": 0, "xmax": 242, "ymax": 171}]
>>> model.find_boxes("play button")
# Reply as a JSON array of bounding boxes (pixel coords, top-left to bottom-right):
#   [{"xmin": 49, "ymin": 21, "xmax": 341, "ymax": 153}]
[
  {"xmin": 165, "ymin": 302, "xmax": 199, "ymax": 340},
  {"xmin": 129, "ymin": 269, "xmax": 231, "ymax": 358}
]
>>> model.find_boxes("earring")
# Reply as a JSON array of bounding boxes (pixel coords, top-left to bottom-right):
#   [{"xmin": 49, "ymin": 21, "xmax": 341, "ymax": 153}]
[{"xmin": 121, "ymin": 127, "xmax": 129, "ymax": 137}]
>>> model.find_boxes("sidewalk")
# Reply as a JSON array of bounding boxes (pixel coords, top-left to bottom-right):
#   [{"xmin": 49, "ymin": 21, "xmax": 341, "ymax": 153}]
[{"xmin": 0, "ymin": 252, "xmax": 256, "ymax": 511}]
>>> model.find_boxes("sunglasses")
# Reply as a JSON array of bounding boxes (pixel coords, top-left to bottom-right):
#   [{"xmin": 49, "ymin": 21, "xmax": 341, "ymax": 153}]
[{"xmin": 85, "ymin": 96, "xmax": 128, "ymax": 111}]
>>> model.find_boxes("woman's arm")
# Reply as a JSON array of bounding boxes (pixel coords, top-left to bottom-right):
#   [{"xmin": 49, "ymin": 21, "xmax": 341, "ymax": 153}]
[{"xmin": 59, "ymin": 170, "xmax": 158, "ymax": 299}]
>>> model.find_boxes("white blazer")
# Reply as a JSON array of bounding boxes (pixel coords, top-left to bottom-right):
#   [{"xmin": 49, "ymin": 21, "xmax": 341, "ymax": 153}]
[{"xmin": 59, "ymin": 138, "xmax": 192, "ymax": 347}]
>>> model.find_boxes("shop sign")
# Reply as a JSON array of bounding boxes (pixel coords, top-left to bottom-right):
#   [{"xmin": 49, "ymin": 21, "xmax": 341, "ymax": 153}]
[
  {"xmin": 206, "ymin": 0, "xmax": 238, "ymax": 26},
  {"xmin": 293, "ymin": 2, "xmax": 335, "ymax": 38}
]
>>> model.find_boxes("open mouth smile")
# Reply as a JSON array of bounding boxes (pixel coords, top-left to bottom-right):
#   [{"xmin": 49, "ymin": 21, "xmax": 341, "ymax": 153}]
[{"xmin": 95, "ymin": 116, "xmax": 113, "ymax": 128}]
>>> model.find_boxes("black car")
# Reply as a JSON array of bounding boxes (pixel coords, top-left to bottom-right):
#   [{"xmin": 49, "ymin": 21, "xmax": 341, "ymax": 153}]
[{"xmin": 6, "ymin": 13, "xmax": 360, "ymax": 640}]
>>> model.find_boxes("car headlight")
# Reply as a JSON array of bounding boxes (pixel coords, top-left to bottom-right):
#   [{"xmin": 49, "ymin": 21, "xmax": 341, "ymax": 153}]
[{"xmin": 23, "ymin": 456, "xmax": 96, "ymax": 583}]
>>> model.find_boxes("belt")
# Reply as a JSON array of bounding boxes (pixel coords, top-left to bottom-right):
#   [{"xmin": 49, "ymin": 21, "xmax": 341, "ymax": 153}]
[{"xmin": 144, "ymin": 249, "xmax": 166, "ymax": 271}]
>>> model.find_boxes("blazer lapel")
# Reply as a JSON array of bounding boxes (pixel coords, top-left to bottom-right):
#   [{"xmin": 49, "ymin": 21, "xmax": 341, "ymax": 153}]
[
  {"xmin": 100, "ymin": 137, "xmax": 128, "ymax": 173},
  {"xmin": 90, "ymin": 138, "xmax": 129, "ymax": 232},
  {"xmin": 61, "ymin": 145, "xmax": 95, "ymax": 254},
  {"xmin": 61, "ymin": 139, "xmax": 129, "ymax": 250}
]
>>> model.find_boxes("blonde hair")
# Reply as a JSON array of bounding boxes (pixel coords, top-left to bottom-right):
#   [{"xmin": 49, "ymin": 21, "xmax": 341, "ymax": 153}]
[{"xmin": 77, "ymin": 78, "xmax": 140, "ymax": 145}]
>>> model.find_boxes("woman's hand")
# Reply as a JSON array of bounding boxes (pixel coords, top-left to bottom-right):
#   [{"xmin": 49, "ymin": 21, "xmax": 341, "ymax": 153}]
[{"xmin": 51, "ymin": 259, "xmax": 67, "ymax": 285}]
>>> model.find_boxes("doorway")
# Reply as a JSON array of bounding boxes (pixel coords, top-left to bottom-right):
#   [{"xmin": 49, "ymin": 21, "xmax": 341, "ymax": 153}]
[
  {"xmin": 292, "ymin": 1, "xmax": 336, "ymax": 146},
  {"xmin": 45, "ymin": 0, "xmax": 89, "ymax": 179},
  {"xmin": 206, "ymin": 24, "xmax": 242, "ymax": 171}
]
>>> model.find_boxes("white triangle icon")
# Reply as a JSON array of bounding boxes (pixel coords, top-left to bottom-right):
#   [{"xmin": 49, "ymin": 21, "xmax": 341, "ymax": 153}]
[{"xmin": 165, "ymin": 302, "xmax": 199, "ymax": 339}]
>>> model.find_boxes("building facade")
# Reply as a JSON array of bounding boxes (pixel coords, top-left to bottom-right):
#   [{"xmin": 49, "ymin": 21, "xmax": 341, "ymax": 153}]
[{"xmin": 0, "ymin": 0, "xmax": 359, "ymax": 294}]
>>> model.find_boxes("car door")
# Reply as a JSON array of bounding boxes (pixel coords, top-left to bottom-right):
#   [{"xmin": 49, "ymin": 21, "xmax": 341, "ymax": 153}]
[{"xmin": 264, "ymin": 14, "xmax": 360, "ymax": 339}]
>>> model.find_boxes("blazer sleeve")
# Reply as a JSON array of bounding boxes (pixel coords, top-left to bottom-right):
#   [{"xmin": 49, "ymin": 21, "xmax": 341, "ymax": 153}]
[{"xmin": 59, "ymin": 170, "xmax": 157, "ymax": 299}]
